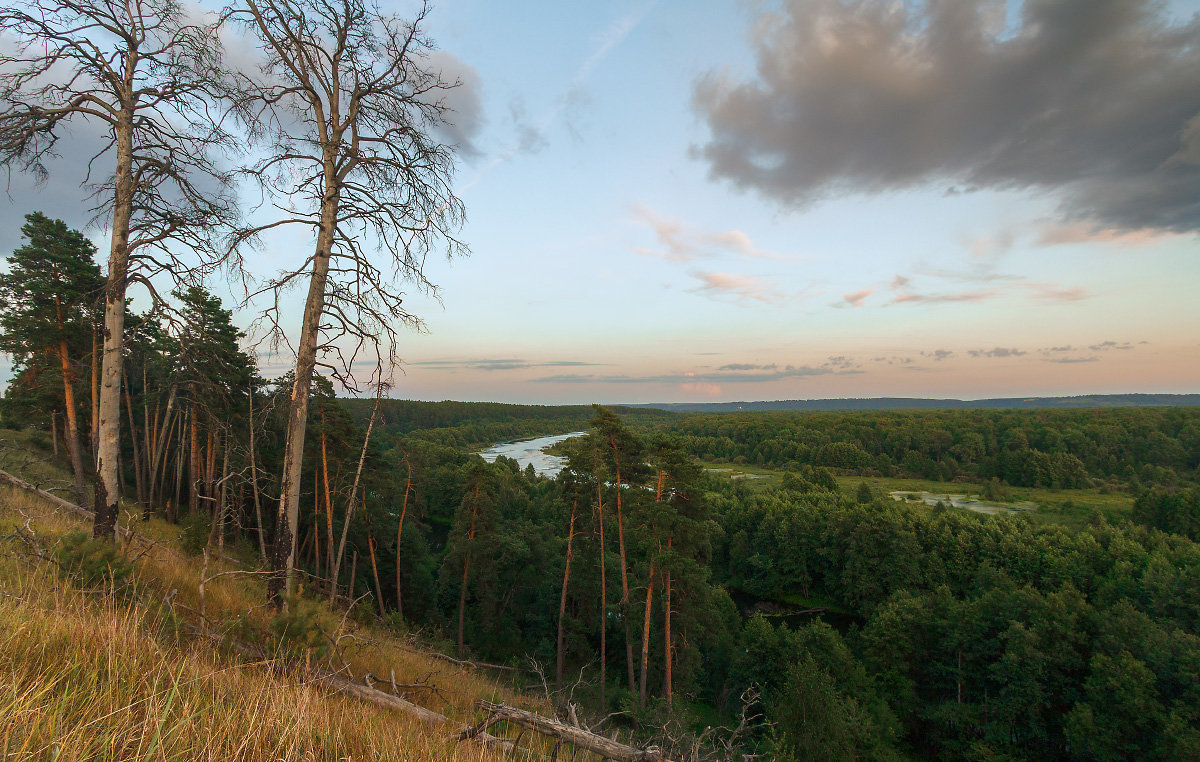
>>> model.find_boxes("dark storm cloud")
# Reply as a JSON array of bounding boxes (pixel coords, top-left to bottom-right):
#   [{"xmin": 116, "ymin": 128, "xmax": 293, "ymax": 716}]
[{"xmin": 692, "ymin": 0, "xmax": 1200, "ymax": 232}]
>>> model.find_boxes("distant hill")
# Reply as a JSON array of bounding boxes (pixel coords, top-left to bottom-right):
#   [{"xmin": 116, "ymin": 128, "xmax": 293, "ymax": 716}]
[{"xmin": 632, "ymin": 393, "xmax": 1200, "ymax": 413}]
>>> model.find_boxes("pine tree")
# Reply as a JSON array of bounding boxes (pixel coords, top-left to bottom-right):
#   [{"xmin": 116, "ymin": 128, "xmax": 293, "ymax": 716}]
[{"xmin": 0, "ymin": 212, "xmax": 104, "ymax": 502}]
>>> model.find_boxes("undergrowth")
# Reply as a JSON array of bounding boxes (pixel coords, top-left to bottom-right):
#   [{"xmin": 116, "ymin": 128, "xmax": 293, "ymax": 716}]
[{"xmin": 0, "ymin": 473, "xmax": 543, "ymax": 761}]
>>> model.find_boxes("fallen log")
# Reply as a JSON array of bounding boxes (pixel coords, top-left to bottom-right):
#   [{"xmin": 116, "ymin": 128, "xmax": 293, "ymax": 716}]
[
  {"xmin": 430, "ymin": 650, "xmax": 520, "ymax": 672},
  {"xmin": 476, "ymin": 700, "xmax": 672, "ymax": 762},
  {"xmin": 322, "ymin": 674, "xmax": 515, "ymax": 753}
]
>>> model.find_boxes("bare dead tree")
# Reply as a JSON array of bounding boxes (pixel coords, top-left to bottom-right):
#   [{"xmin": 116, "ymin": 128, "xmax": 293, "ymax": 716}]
[
  {"xmin": 0, "ymin": 0, "xmax": 239, "ymax": 540},
  {"xmin": 224, "ymin": 0, "xmax": 465, "ymax": 604}
]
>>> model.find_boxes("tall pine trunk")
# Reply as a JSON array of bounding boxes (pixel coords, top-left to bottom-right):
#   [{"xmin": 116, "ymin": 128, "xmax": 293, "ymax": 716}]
[
  {"xmin": 368, "ymin": 533, "xmax": 385, "ymax": 617},
  {"xmin": 55, "ymin": 338, "xmax": 87, "ymax": 504},
  {"xmin": 639, "ymin": 564, "xmax": 655, "ymax": 707},
  {"xmin": 457, "ymin": 484, "xmax": 480, "ymax": 658},
  {"xmin": 596, "ymin": 448, "xmax": 606, "ymax": 710},
  {"xmin": 556, "ymin": 499, "xmax": 577, "ymax": 692},
  {"xmin": 395, "ymin": 455, "xmax": 412, "ymax": 617}
]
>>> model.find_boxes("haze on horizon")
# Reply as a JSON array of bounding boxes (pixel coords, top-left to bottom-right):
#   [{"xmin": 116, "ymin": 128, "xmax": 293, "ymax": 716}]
[{"xmin": 3, "ymin": 0, "xmax": 1198, "ymax": 406}]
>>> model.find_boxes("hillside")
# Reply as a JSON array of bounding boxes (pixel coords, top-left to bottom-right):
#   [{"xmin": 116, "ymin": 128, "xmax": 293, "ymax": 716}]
[{"xmin": 0, "ymin": 430, "xmax": 639, "ymax": 760}]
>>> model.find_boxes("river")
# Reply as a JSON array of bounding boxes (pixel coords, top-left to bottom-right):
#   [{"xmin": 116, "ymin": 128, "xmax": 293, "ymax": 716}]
[{"xmin": 478, "ymin": 431, "xmax": 586, "ymax": 477}]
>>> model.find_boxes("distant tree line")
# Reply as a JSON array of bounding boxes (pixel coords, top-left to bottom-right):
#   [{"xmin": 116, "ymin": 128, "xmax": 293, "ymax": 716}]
[{"xmin": 664, "ymin": 408, "xmax": 1200, "ymax": 490}]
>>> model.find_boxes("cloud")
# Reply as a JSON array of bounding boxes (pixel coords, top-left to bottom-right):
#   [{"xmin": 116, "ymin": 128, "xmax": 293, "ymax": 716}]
[
  {"xmin": 921, "ymin": 349, "xmax": 955, "ymax": 361},
  {"xmin": 532, "ymin": 364, "xmax": 839, "ymax": 384},
  {"xmin": 428, "ymin": 51, "xmax": 485, "ymax": 158},
  {"xmin": 892, "ymin": 288, "xmax": 1001, "ymax": 305},
  {"xmin": 688, "ymin": 270, "xmax": 785, "ymax": 304},
  {"xmin": 842, "ymin": 287, "xmax": 873, "ymax": 307},
  {"xmin": 1025, "ymin": 284, "xmax": 1090, "ymax": 302},
  {"xmin": 409, "ymin": 358, "xmax": 605, "ymax": 372},
  {"xmin": 1045, "ymin": 356, "xmax": 1100, "ymax": 364},
  {"xmin": 692, "ymin": 0, "xmax": 1200, "ymax": 233},
  {"xmin": 719, "ymin": 363, "xmax": 777, "ymax": 371},
  {"xmin": 632, "ymin": 206, "xmax": 789, "ymax": 262},
  {"xmin": 823, "ymin": 355, "xmax": 862, "ymax": 370},
  {"xmin": 968, "ymin": 347, "xmax": 1027, "ymax": 358},
  {"xmin": 1089, "ymin": 340, "xmax": 1136, "ymax": 351}
]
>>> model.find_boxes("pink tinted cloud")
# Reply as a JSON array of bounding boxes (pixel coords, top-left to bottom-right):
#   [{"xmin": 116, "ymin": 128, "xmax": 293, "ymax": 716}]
[
  {"xmin": 843, "ymin": 287, "xmax": 873, "ymax": 307},
  {"xmin": 690, "ymin": 271, "xmax": 784, "ymax": 303},
  {"xmin": 632, "ymin": 206, "xmax": 789, "ymax": 262}
]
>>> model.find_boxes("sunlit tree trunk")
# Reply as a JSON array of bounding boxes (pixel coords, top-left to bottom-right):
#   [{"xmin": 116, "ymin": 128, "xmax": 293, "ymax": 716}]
[
  {"xmin": 639, "ymin": 564, "xmax": 655, "ymax": 707},
  {"xmin": 55, "ymin": 335, "xmax": 87, "ymax": 503},
  {"xmin": 368, "ymin": 533, "xmax": 385, "ymax": 617}
]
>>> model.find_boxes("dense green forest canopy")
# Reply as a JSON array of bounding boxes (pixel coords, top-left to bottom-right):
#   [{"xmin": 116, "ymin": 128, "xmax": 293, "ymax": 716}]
[{"xmin": 662, "ymin": 407, "xmax": 1200, "ymax": 491}]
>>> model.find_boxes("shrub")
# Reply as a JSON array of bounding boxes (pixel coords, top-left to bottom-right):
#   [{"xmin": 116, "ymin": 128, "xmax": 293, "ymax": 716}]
[{"xmin": 55, "ymin": 529, "xmax": 134, "ymax": 589}]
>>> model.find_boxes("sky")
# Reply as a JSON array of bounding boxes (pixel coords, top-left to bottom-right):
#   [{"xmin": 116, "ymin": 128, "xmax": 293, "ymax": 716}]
[{"xmin": 2, "ymin": 0, "xmax": 1199, "ymax": 405}]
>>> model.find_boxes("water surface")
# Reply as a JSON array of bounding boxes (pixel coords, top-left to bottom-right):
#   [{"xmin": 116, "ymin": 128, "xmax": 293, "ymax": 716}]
[{"xmin": 479, "ymin": 432, "xmax": 586, "ymax": 478}]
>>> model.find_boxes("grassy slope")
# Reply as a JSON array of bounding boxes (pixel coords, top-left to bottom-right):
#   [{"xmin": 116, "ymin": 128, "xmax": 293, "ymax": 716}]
[{"xmin": 0, "ymin": 429, "xmax": 546, "ymax": 760}]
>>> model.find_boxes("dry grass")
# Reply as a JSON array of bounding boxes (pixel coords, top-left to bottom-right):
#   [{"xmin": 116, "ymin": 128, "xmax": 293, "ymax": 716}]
[{"xmin": 0, "ymin": 441, "xmax": 553, "ymax": 761}]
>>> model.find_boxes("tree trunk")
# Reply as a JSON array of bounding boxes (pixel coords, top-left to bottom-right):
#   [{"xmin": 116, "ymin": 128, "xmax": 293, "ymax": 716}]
[
  {"xmin": 148, "ymin": 386, "xmax": 176, "ymax": 511},
  {"xmin": 555, "ymin": 499, "xmax": 577, "ymax": 692},
  {"xmin": 395, "ymin": 454, "xmax": 412, "ymax": 617},
  {"xmin": 596, "ymin": 448, "xmax": 606, "ymax": 710},
  {"xmin": 639, "ymin": 564, "xmax": 655, "ymax": 707},
  {"xmin": 268, "ymin": 183, "xmax": 337, "ymax": 604},
  {"xmin": 457, "ymin": 483, "xmax": 480, "ymax": 658},
  {"xmin": 188, "ymin": 406, "xmax": 200, "ymax": 515},
  {"xmin": 90, "ymin": 328, "xmax": 99, "ymax": 468},
  {"xmin": 310, "ymin": 470, "xmax": 320, "ymax": 589},
  {"xmin": 93, "ymin": 100, "xmax": 133, "ymax": 541},
  {"xmin": 51, "ymin": 410, "xmax": 58, "ymax": 456},
  {"xmin": 321, "ymin": 418, "xmax": 334, "ymax": 580},
  {"xmin": 663, "ymin": 546, "xmax": 672, "ymax": 705},
  {"xmin": 247, "ymin": 380, "xmax": 267, "ymax": 560},
  {"xmin": 612, "ymin": 454, "xmax": 635, "ymax": 695},
  {"xmin": 475, "ymin": 701, "xmax": 672, "ymax": 762},
  {"xmin": 123, "ymin": 375, "xmax": 146, "ymax": 510},
  {"xmin": 56, "ymin": 339, "xmax": 87, "ymax": 504},
  {"xmin": 368, "ymin": 534, "xmax": 385, "ymax": 617},
  {"xmin": 331, "ymin": 391, "xmax": 381, "ymax": 600}
]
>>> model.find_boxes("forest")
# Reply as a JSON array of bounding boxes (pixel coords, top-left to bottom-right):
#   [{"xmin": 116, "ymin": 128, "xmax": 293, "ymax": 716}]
[
  {"xmin": 0, "ymin": 0, "xmax": 1197, "ymax": 757},
  {"xmin": 3, "ymin": 209, "xmax": 1200, "ymax": 759}
]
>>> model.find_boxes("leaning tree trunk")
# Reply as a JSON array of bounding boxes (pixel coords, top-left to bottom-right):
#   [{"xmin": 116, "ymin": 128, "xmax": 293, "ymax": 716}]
[
  {"xmin": 93, "ymin": 103, "xmax": 134, "ymax": 540},
  {"xmin": 555, "ymin": 499, "xmax": 578, "ymax": 692},
  {"xmin": 55, "ymin": 339, "xmax": 87, "ymax": 504},
  {"xmin": 395, "ymin": 454, "xmax": 412, "ymax": 618},
  {"xmin": 639, "ymin": 563, "xmax": 655, "ymax": 707},
  {"xmin": 268, "ymin": 184, "xmax": 338, "ymax": 603},
  {"xmin": 331, "ymin": 391, "xmax": 381, "ymax": 601}
]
